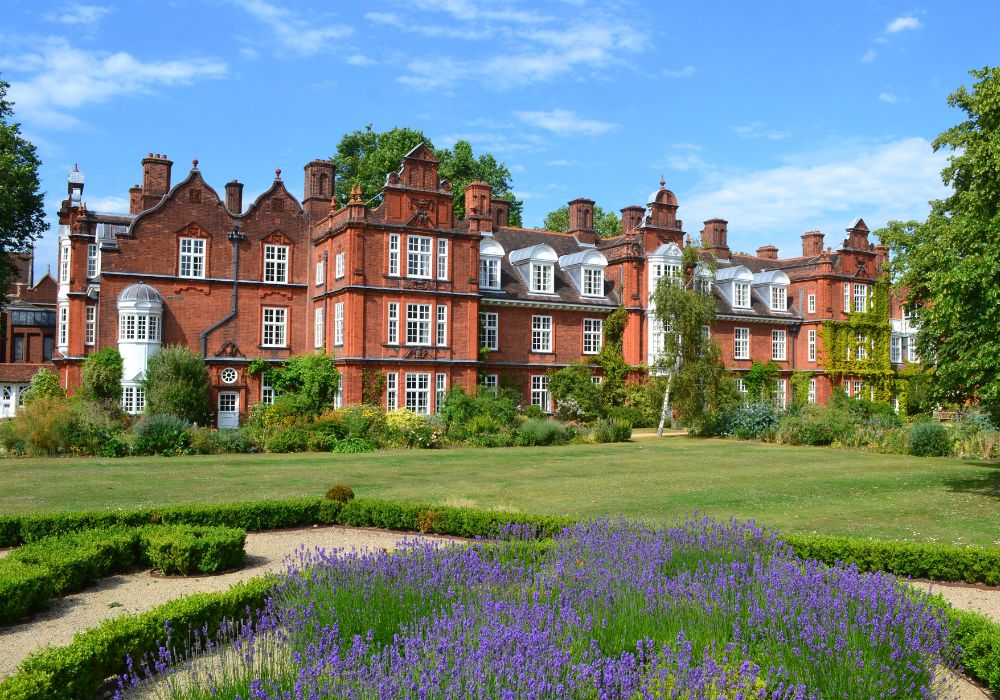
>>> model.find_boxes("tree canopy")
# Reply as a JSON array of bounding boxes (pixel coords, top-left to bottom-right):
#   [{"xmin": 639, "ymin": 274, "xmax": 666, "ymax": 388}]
[
  {"xmin": 331, "ymin": 125, "xmax": 523, "ymax": 226},
  {"xmin": 0, "ymin": 77, "xmax": 48, "ymax": 298},
  {"xmin": 877, "ymin": 67, "xmax": 1000, "ymax": 423},
  {"xmin": 81, "ymin": 347, "xmax": 123, "ymax": 403},
  {"xmin": 541, "ymin": 204, "xmax": 622, "ymax": 238},
  {"xmin": 141, "ymin": 345, "xmax": 211, "ymax": 424}
]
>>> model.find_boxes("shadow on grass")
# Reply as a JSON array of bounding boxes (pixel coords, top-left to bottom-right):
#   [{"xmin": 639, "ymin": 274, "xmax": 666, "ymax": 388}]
[{"xmin": 942, "ymin": 461, "xmax": 1000, "ymax": 499}]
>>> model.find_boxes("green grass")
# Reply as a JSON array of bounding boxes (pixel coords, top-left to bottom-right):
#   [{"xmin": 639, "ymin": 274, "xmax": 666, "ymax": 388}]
[{"xmin": 2, "ymin": 437, "xmax": 998, "ymax": 545}]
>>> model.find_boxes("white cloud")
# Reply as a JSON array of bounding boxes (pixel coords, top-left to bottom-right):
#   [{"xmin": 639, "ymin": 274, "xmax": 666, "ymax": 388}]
[
  {"xmin": 679, "ymin": 137, "xmax": 948, "ymax": 252},
  {"xmin": 437, "ymin": 131, "xmax": 538, "ymax": 154},
  {"xmin": 515, "ymin": 108, "xmax": 616, "ymax": 136},
  {"xmin": 410, "ymin": 0, "xmax": 551, "ymax": 25},
  {"xmin": 234, "ymin": 0, "xmax": 352, "ymax": 56},
  {"xmin": 662, "ymin": 143, "xmax": 708, "ymax": 172},
  {"xmin": 879, "ymin": 92, "xmax": 898, "ymax": 104},
  {"xmin": 1, "ymin": 38, "xmax": 227, "ymax": 129},
  {"xmin": 42, "ymin": 4, "xmax": 112, "ymax": 25},
  {"xmin": 346, "ymin": 54, "xmax": 377, "ymax": 66},
  {"xmin": 732, "ymin": 121, "xmax": 789, "ymax": 141},
  {"xmin": 89, "ymin": 195, "xmax": 129, "ymax": 213},
  {"xmin": 887, "ymin": 16, "xmax": 921, "ymax": 32},
  {"xmin": 545, "ymin": 159, "xmax": 578, "ymax": 166},
  {"xmin": 861, "ymin": 49, "xmax": 877, "ymax": 63},
  {"xmin": 663, "ymin": 66, "xmax": 696, "ymax": 78}
]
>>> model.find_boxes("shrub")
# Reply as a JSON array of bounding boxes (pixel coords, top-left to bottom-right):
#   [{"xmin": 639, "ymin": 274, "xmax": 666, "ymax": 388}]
[
  {"xmin": 729, "ymin": 401, "xmax": 780, "ymax": 440},
  {"xmin": 141, "ymin": 345, "xmax": 211, "ymax": 425},
  {"xmin": 325, "ymin": 484, "xmax": 356, "ymax": 502},
  {"xmin": 548, "ymin": 364, "xmax": 602, "ymax": 422},
  {"xmin": 265, "ymin": 425, "xmax": 309, "ymax": 453},
  {"xmin": 80, "ymin": 347, "xmax": 123, "ymax": 403},
  {"xmin": 268, "ymin": 353, "xmax": 341, "ymax": 417},
  {"xmin": 130, "ymin": 414, "xmax": 192, "ymax": 456},
  {"xmin": 140, "ymin": 525, "xmax": 246, "ymax": 576},
  {"xmin": 909, "ymin": 420, "xmax": 954, "ymax": 456},
  {"xmin": 0, "ymin": 560, "xmax": 53, "ymax": 622},
  {"xmin": 439, "ymin": 386, "xmax": 519, "ymax": 438},
  {"xmin": 23, "ymin": 367, "xmax": 65, "ymax": 403},
  {"xmin": 332, "ymin": 437, "xmax": 377, "ymax": 453},
  {"xmin": 593, "ymin": 418, "xmax": 632, "ymax": 443},
  {"xmin": 328, "ymin": 404, "xmax": 388, "ymax": 443},
  {"xmin": 515, "ymin": 418, "xmax": 571, "ymax": 446},
  {"xmin": 385, "ymin": 409, "xmax": 445, "ymax": 448},
  {"xmin": 188, "ymin": 427, "xmax": 256, "ymax": 455},
  {"xmin": 622, "ymin": 377, "xmax": 667, "ymax": 429},
  {"xmin": 775, "ymin": 405, "xmax": 852, "ymax": 446}
]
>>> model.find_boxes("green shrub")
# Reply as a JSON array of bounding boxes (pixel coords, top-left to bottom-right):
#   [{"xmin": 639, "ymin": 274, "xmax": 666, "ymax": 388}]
[
  {"xmin": 775, "ymin": 405, "xmax": 852, "ymax": 446},
  {"xmin": 593, "ymin": 418, "xmax": 632, "ymax": 443},
  {"xmin": 516, "ymin": 418, "xmax": 571, "ymax": 446},
  {"xmin": 333, "ymin": 437, "xmax": 377, "ymax": 453},
  {"xmin": 130, "ymin": 414, "xmax": 191, "ymax": 456},
  {"xmin": 187, "ymin": 426, "xmax": 255, "ymax": 455},
  {"xmin": 729, "ymin": 401, "xmax": 780, "ymax": 440},
  {"xmin": 0, "ymin": 560, "xmax": 53, "ymax": 622},
  {"xmin": 548, "ymin": 364, "xmax": 602, "ymax": 422},
  {"xmin": 385, "ymin": 409, "xmax": 445, "ymax": 448},
  {"xmin": 948, "ymin": 607, "xmax": 1000, "ymax": 693},
  {"xmin": 80, "ymin": 347, "xmax": 123, "ymax": 403},
  {"xmin": 140, "ymin": 525, "xmax": 246, "ymax": 575},
  {"xmin": 141, "ymin": 345, "xmax": 211, "ymax": 425},
  {"xmin": 268, "ymin": 353, "xmax": 341, "ymax": 417},
  {"xmin": 23, "ymin": 367, "xmax": 65, "ymax": 403},
  {"xmin": 265, "ymin": 425, "xmax": 309, "ymax": 453},
  {"xmin": 328, "ymin": 404, "xmax": 388, "ymax": 442},
  {"xmin": 325, "ymin": 484, "xmax": 355, "ymax": 502},
  {"xmin": 909, "ymin": 420, "xmax": 954, "ymax": 456},
  {"xmin": 306, "ymin": 431, "xmax": 339, "ymax": 452}
]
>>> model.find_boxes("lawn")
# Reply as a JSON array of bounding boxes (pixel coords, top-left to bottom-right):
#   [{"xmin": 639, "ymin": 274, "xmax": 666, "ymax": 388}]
[{"xmin": 2, "ymin": 437, "xmax": 998, "ymax": 545}]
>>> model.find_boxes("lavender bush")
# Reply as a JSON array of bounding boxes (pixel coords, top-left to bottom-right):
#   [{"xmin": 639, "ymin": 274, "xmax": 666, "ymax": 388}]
[{"xmin": 118, "ymin": 517, "xmax": 958, "ymax": 699}]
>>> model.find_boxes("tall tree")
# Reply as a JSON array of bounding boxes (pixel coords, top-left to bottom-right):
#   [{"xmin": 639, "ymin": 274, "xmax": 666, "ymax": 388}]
[
  {"xmin": 878, "ymin": 67, "xmax": 1000, "ymax": 423},
  {"xmin": 541, "ymin": 204, "xmax": 622, "ymax": 238},
  {"xmin": 331, "ymin": 125, "xmax": 522, "ymax": 225},
  {"xmin": 141, "ymin": 345, "xmax": 211, "ymax": 424},
  {"xmin": 0, "ymin": 78, "xmax": 48, "ymax": 297}
]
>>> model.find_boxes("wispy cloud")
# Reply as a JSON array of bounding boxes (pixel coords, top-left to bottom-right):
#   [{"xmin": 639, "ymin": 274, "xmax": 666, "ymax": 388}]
[
  {"xmin": 732, "ymin": 121, "xmax": 789, "ymax": 141},
  {"xmin": 437, "ymin": 131, "xmax": 538, "ymax": 154},
  {"xmin": 861, "ymin": 48, "xmax": 877, "ymax": 63},
  {"xmin": 42, "ymin": 4, "xmax": 112, "ymax": 25},
  {"xmin": 0, "ymin": 37, "xmax": 226, "ymax": 129},
  {"xmin": 346, "ymin": 54, "xmax": 377, "ymax": 66},
  {"xmin": 515, "ymin": 109, "xmax": 616, "ymax": 136},
  {"xmin": 545, "ymin": 159, "xmax": 578, "ymax": 167},
  {"xmin": 887, "ymin": 15, "xmax": 922, "ymax": 33},
  {"xmin": 234, "ymin": 0, "xmax": 352, "ymax": 56},
  {"xmin": 879, "ymin": 92, "xmax": 898, "ymax": 104},
  {"xmin": 663, "ymin": 143, "xmax": 709, "ymax": 173},
  {"xmin": 663, "ymin": 66, "xmax": 696, "ymax": 78}
]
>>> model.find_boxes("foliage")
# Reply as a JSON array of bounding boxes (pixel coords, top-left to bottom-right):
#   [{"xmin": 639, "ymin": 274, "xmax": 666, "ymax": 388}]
[
  {"xmin": 268, "ymin": 353, "xmax": 341, "ymax": 417},
  {"xmin": 619, "ymin": 376, "xmax": 666, "ymax": 428},
  {"xmin": 131, "ymin": 414, "xmax": 192, "ymax": 456},
  {"xmin": 438, "ymin": 385, "xmax": 519, "ymax": 441},
  {"xmin": 80, "ymin": 347, "xmax": 124, "ymax": 403},
  {"xmin": 187, "ymin": 427, "xmax": 255, "ymax": 455},
  {"xmin": 595, "ymin": 306, "xmax": 632, "ymax": 408},
  {"xmin": 775, "ymin": 404, "xmax": 853, "ymax": 446},
  {"xmin": 437, "ymin": 139, "xmax": 524, "ymax": 226},
  {"xmin": 743, "ymin": 361, "xmax": 780, "ymax": 403},
  {"xmin": 547, "ymin": 363, "xmax": 602, "ymax": 422},
  {"xmin": 948, "ymin": 608, "xmax": 1000, "ymax": 693},
  {"xmin": 592, "ymin": 418, "xmax": 632, "ymax": 443},
  {"xmin": 139, "ymin": 525, "xmax": 246, "ymax": 576},
  {"xmin": 24, "ymin": 366, "xmax": 65, "ymax": 403},
  {"xmin": 264, "ymin": 425, "xmax": 309, "ymax": 453},
  {"xmin": 333, "ymin": 437, "xmax": 377, "ymax": 453},
  {"xmin": 728, "ymin": 401, "xmax": 780, "ymax": 440},
  {"xmin": 325, "ymin": 484, "xmax": 356, "ymax": 502},
  {"xmin": 246, "ymin": 358, "xmax": 271, "ymax": 376},
  {"xmin": 877, "ymin": 67, "xmax": 1000, "ymax": 424},
  {"xmin": 541, "ymin": 203, "xmax": 622, "ymax": 238},
  {"xmin": 515, "ymin": 418, "xmax": 573, "ymax": 446},
  {"xmin": 0, "ymin": 78, "xmax": 48, "ymax": 299},
  {"xmin": 360, "ymin": 369, "xmax": 386, "ymax": 407},
  {"xmin": 909, "ymin": 420, "xmax": 954, "ymax": 457},
  {"xmin": 385, "ymin": 409, "xmax": 445, "ymax": 448},
  {"xmin": 141, "ymin": 345, "xmax": 211, "ymax": 425}
]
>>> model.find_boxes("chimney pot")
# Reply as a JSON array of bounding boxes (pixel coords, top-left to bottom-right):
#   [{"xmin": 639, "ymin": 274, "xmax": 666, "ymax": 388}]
[
  {"xmin": 568, "ymin": 197, "xmax": 596, "ymax": 244},
  {"xmin": 756, "ymin": 244, "xmax": 779, "ymax": 260}
]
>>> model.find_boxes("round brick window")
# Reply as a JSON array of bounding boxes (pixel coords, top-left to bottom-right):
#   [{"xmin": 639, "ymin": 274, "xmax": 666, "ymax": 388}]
[{"xmin": 220, "ymin": 367, "xmax": 238, "ymax": 384}]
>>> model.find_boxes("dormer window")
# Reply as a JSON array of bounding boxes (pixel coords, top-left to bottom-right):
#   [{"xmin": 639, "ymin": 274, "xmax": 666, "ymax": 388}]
[
  {"xmin": 752, "ymin": 269, "xmax": 790, "ymax": 312},
  {"xmin": 510, "ymin": 244, "xmax": 559, "ymax": 295},
  {"xmin": 735, "ymin": 282, "xmax": 750, "ymax": 307},
  {"xmin": 715, "ymin": 265, "xmax": 754, "ymax": 310},
  {"xmin": 770, "ymin": 286, "xmax": 787, "ymax": 311},
  {"xmin": 479, "ymin": 238, "xmax": 505, "ymax": 290},
  {"xmin": 557, "ymin": 249, "xmax": 608, "ymax": 298},
  {"xmin": 531, "ymin": 263, "xmax": 554, "ymax": 293},
  {"xmin": 582, "ymin": 267, "xmax": 603, "ymax": 297}
]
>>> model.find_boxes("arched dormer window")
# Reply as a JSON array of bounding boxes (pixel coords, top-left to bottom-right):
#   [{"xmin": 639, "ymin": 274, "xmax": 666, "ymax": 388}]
[
  {"xmin": 694, "ymin": 262, "xmax": 714, "ymax": 294},
  {"xmin": 715, "ymin": 266, "xmax": 754, "ymax": 309},
  {"xmin": 558, "ymin": 249, "xmax": 608, "ymax": 298},
  {"xmin": 510, "ymin": 244, "xmax": 558, "ymax": 294},
  {"xmin": 649, "ymin": 243, "xmax": 682, "ymax": 290},
  {"xmin": 479, "ymin": 238, "xmax": 505, "ymax": 290},
  {"xmin": 753, "ymin": 270, "xmax": 791, "ymax": 311}
]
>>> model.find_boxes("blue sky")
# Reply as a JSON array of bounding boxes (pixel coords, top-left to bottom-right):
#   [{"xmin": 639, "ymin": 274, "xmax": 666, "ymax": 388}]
[{"xmin": 2, "ymin": 1, "xmax": 997, "ymax": 277}]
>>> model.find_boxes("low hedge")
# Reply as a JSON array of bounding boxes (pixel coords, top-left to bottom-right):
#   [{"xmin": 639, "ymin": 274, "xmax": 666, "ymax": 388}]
[
  {"xmin": 140, "ymin": 525, "xmax": 246, "ymax": 576},
  {"xmin": 949, "ymin": 607, "xmax": 1000, "ymax": 692}
]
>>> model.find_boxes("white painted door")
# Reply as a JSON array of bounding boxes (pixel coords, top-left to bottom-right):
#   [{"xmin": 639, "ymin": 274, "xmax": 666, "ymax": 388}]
[
  {"xmin": 1, "ymin": 386, "xmax": 14, "ymax": 418},
  {"xmin": 217, "ymin": 392, "xmax": 239, "ymax": 429}
]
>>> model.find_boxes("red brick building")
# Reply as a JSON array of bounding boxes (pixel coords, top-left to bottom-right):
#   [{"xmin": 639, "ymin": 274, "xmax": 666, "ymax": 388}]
[{"xmin": 33, "ymin": 147, "xmax": 916, "ymax": 427}]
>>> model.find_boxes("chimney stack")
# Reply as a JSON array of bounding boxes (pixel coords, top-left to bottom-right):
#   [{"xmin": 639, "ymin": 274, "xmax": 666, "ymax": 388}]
[
  {"xmin": 225, "ymin": 180, "xmax": 244, "ymax": 215},
  {"xmin": 464, "ymin": 181, "xmax": 492, "ymax": 233},
  {"xmin": 874, "ymin": 243, "xmax": 888, "ymax": 270},
  {"xmin": 801, "ymin": 231, "xmax": 825, "ymax": 257},
  {"xmin": 701, "ymin": 218, "xmax": 730, "ymax": 258},
  {"xmin": 129, "ymin": 184, "xmax": 142, "ymax": 215},
  {"xmin": 141, "ymin": 153, "xmax": 173, "ymax": 210},
  {"xmin": 568, "ymin": 197, "xmax": 596, "ymax": 245},
  {"xmin": 491, "ymin": 198, "xmax": 510, "ymax": 228},
  {"xmin": 303, "ymin": 159, "xmax": 336, "ymax": 220},
  {"xmin": 620, "ymin": 205, "xmax": 645, "ymax": 235},
  {"xmin": 757, "ymin": 244, "xmax": 779, "ymax": 260},
  {"xmin": 844, "ymin": 218, "xmax": 871, "ymax": 250}
]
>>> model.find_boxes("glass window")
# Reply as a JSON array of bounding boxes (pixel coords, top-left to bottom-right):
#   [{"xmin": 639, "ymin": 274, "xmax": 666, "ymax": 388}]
[
  {"xmin": 733, "ymin": 327, "xmax": 749, "ymax": 359},
  {"xmin": 406, "ymin": 303, "xmax": 431, "ymax": 345},
  {"xmin": 148, "ymin": 316, "xmax": 160, "ymax": 342},
  {"xmin": 735, "ymin": 378, "xmax": 747, "ymax": 395},
  {"xmin": 844, "ymin": 282, "xmax": 851, "ymax": 312},
  {"xmin": 316, "ymin": 259, "xmax": 326, "ymax": 286},
  {"xmin": 221, "ymin": 367, "xmax": 238, "ymax": 384},
  {"xmin": 582, "ymin": 267, "xmax": 604, "ymax": 296},
  {"xmin": 334, "ymin": 303, "xmax": 344, "ymax": 347},
  {"xmin": 808, "ymin": 378, "xmax": 817, "ymax": 404},
  {"xmin": 807, "ymin": 294, "xmax": 816, "ymax": 313},
  {"xmin": 179, "ymin": 238, "xmax": 206, "ymax": 278},
  {"xmin": 407, "ymin": 236, "xmax": 432, "ymax": 278},
  {"xmin": 480, "ymin": 257, "xmax": 500, "ymax": 289},
  {"xmin": 12, "ymin": 336, "xmax": 24, "ymax": 362},
  {"xmin": 854, "ymin": 283, "xmax": 868, "ymax": 313},
  {"xmin": 437, "ymin": 239, "xmax": 448, "ymax": 280},
  {"xmin": 531, "ymin": 315, "xmax": 552, "ymax": 352},
  {"xmin": 734, "ymin": 282, "xmax": 750, "ymax": 308},
  {"xmin": 531, "ymin": 375, "xmax": 551, "ymax": 413},
  {"xmin": 261, "ymin": 374, "xmax": 275, "ymax": 405},
  {"xmin": 808, "ymin": 329, "xmax": 817, "ymax": 362},
  {"xmin": 60, "ymin": 243, "xmax": 70, "ymax": 284},
  {"xmin": 479, "ymin": 312, "xmax": 498, "ymax": 350},
  {"xmin": 87, "ymin": 243, "xmax": 98, "ymax": 278},
  {"xmin": 773, "ymin": 379, "xmax": 787, "ymax": 409},
  {"xmin": 436, "ymin": 305, "xmax": 447, "ymax": 346},
  {"xmin": 531, "ymin": 263, "xmax": 554, "ymax": 293},
  {"xmin": 770, "ymin": 286, "xmax": 787, "ymax": 311},
  {"xmin": 387, "ymin": 302, "xmax": 399, "ymax": 345},
  {"xmin": 405, "ymin": 372, "xmax": 430, "ymax": 414},
  {"xmin": 264, "ymin": 244, "xmax": 289, "ymax": 283},
  {"xmin": 85, "ymin": 306, "xmax": 96, "ymax": 345},
  {"xmin": 314, "ymin": 308, "xmax": 324, "ymax": 349},
  {"xmin": 388, "ymin": 234, "xmax": 400, "ymax": 276},
  {"xmin": 583, "ymin": 318, "xmax": 603, "ymax": 355},
  {"xmin": 43, "ymin": 336, "xmax": 53, "ymax": 361},
  {"xmin": 335, "ymin": 252, "xmax": 345, "ymax": 279},
  {"xmin": 58, "ymin": 305, "xmax": 68, "ymax": 347},
  {"xmin": 262, "ymin": 307, "xmax": 287, "ymax": 347},
  {"xmin": 772, "ymin": 329, "xmax": 786, "ymax": 361},
  {"xmin": 890, "ymin": 336, "xmax": 902, "ymax": 363},
  {"xmin": 482, "ymin": 374, "xmax": 498, "ymax": 389},
  {"xmin": 386, "ymin": 372, "xmax": 398, "ymax": 410},
  {"xmin": 435, "ymin": 372, "xmax": 447, "ymax": 411},
  {"xmin": 856, "ymin": 334, "xmax": 867, "ymax": 360}
]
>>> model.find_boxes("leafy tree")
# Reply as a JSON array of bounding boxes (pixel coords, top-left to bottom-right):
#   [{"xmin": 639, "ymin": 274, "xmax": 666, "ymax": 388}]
[
  {"xmin": 331, "ymin": 125, "xmax": 522, "ymax": 225},
  {"xmin": 0, "ymin": 78, "xmax": 48, "ymax": 298},
  {"xmin": 548, "ymin": 364, "xmax": 602, "ymax": 422},
  {"xmin": 542, "ymin": 204, "xmax": 622, "ymax": 238},
  {"xmin": 877, "ymin": 67, "xmax": 1000, "ymax": 423},
  {"xmin": 651, "ymin": 246, "xmax": 738, "ymax": 435},
  {"xmin": 24, "ymin": 367, "xmax": 65, "ymax": 403},
  {"xmin": 743, "ymin": 361, "xmax": 780, "ymax": 403},
  {"xmin": 141, "ymin": 346, "xmax": 211, "ymax": 424},
  {"xmin": 268, "ymin": 353, "xmax": 340, "ymax": 416},
  {"xmin": 81, "ymin": 348, "xmax": 123, "ymax": 403}
]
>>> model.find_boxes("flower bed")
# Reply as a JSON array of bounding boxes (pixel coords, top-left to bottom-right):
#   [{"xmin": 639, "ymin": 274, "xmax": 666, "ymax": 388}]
[{"xmin": 119, "ymin": 518, "xmax": 957, "ymax": 698}]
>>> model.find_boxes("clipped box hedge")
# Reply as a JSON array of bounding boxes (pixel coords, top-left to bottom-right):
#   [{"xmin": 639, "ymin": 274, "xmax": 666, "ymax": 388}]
[{"xmin": 140, "ymin": 525, "xmax": 246, "ymax": 576}]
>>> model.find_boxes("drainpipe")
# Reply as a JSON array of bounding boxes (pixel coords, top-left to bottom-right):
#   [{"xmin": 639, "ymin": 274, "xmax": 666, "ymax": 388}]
[{"xmin": 200, "ymin": 225, "xmax": 246, "ymax": 357}]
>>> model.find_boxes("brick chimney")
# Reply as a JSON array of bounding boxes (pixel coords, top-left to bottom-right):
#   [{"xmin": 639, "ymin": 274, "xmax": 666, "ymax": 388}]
[
  {"xmin": 129, "ymin": 184, "xmax": 142, "ymax": 215},
  {"xmin": 225, "ymin": 180, "xmax": 244, "ymax": 215},
  {"xmin": 491, "ymin": 198, "xmax": 510, "ymax": 228},
  {"xmin": 874, "ymin": 243, "xmax": 888, "ymax": 270},
  {"xmin": 843, "ymin": 218, "xmax": 870, "ymax": 250},
  {"xmin": 568, "ymin": 197, "xmax": 596, "ymax": 245},
  {"xmin": 757, "ymin": 244, "xmax": 779, "ymax": 260},
  {"xmin": 801, "ymin": 231, "xmax": 825, "ymax": 257},
  {"xmin": 464, "ymin": 180, "xmax": 492, "ymax": 234},
  {"xmin": 621, "ymin": 205, "xmax": 645, "ymax": 235},
  {"xmin": 303, "ymin": 159, "xmax": 335, "ymax": 220},
  {"xmin": 141, "ymin": 153, "xmax": 172, "ymax": 210},
  {"xmin": 701, "ymin": 218, "xmax": 730, "ymax": 258}
]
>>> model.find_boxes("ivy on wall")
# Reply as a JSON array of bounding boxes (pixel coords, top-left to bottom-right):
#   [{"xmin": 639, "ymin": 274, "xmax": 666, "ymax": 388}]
[{"xmin": 596, "ymin": 306, "xmax": 640, "ymax": 408}]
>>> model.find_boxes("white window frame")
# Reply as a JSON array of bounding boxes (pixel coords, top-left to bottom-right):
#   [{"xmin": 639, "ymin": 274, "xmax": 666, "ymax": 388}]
[
  {"xmin": 60, "ymin": 243, "xmax": 71, "ymax": 284},
  {"xmin": 807, "ymin": 294, "xmax": 816, "ymax": 314},
  {"xmin": 261, "ymin": 374, "xmax": 275, "ymax": 405},
  {"xmin": 890, "ymin": 335, "xmax": 902, "ymax": 363},
  {"xmin": 482, "ymin": 374, "xmax": 498, "ymax": 389},
  {"xmin": 404, "ymin": 372, "xmax": 431, "ymax": 415},
  {"xmin": 407, "ymin": 235, "xmax": 432, "ymax": 278},
  {"xmin": 735, "ymin": 378, "xmax": 747, "ymax": 395},
  {"xmin": 808, "ymin": 378, "xmax": 817, "ymax": 404},
  {"xmin": 733, "ymin": 327, "xmax": 749, "ymax": 360},
  {"xmin": 853, "ymin": 379, "xmax": 863, "ymax": 398},
  {"xmin": 770, "ymin": 286, "xmax": 787, "ymax": 311},
  {"xmin": 316, "ymin": 259, "xmax": 326, "ymax": 286},
  {"xmin": 907, "ymin": 337, "xmax": 918, "ymax": 363},
  {"xmin": 530, "ymin": 262, "xmax": 554, "ymax": 294},
  {"xmin": 334, "ymin": 303, "xmax": 344, "ymax": 347},
  {"xmin": 85, "ymin": 306, "xmax": 96, "ymax": 346},
  {"xmin": 479, "ymin": 312, "xmax": 498, "ymax": 351},
  {"xmin": 436, "ymin": 305, "xmax": 447, "ymax": 347},
  {"xmin": 734, "ymin": 282, "xmax": 750, "ymax": 308},
  {"xmin": 807, "ymin": 329, "xmax": 817, "ymax": 362},
  {"xmin": 264, "ymin": 244, "xmax": 289, "ymax": 284},
  {"xmin": 386, "ymin": 372, "xmax": 398, "ymax": 410},
  {"xmin": 531, "ymin": 375, "xmax": 551, "ymax": 413},
  {"xmin": 854, "ymin": 283, "xmax": 868, "ymax": 313},
  {"xmin": 844, "ymin": 282, "xmax": 851, "ymax": 313},
  {"xmin": 702, "ymin": 325, "xmax": 711, "ymax": 341},
  {"xmin": 388, "ymin": 234, "xmax": 400, "ymax": 276},
  {"xmin": 437, "ymin": 239, "xmax": 448, "ymax": 280},
  {"xmin": 856, "ymin": 334, "xmax": 867, "ymax": 360},
  {"xmin": 435, "ymin": 372, "xmax": 447, "ymax": 411},
  {"xmin": 531, "ymin": 315, "xmax": 553, "ymax": 353},
  {"xmin": 262, "ymin": 307, "xmax": 287, "ymax": 347},
  {"xmin": 406, "ymin": 303, "xmax": 432, "ymax": 346},
  {"xmin": 773, "ymin": 379, "xmax": 787, "ymax": 409},
  {"xmin": 387, "ymin": 302, "xmax": 399, "ymax": 345},
  {"xmin": 58, "ymin": 304, "xmax": 68, "ymax": 348},
  {"xmin": 314, "ymin": 307, "xmax": 324, "ymax": 349},
  {"xmin": 148, "ymin": 316, "xmax": 160, "ymax": 342},
  {"xmin": 179, "ymin": 237, "xmax": 206, "ymax": 279},
  {"xmin": 87, "ymin": 243, "xmax": 98, "ymax": 279},
  {"xmin": 119, "ymin": 314, "xmax": 135, "ymax": 341},
  {"xmin": 335, "ymin": 252, "xmax": 345, "ymax": 279},
  {"xmin": 480, "ymin": 257, "xmax": 500, "ymax": 289},
  {"xmin": 582, "ymin": 267, "xmax": 604, "ymax": 297},
  {"xmin": 772, "ymin": 330, "xmax": 786, "ymax": 361},
  {"xmin": 583, "ymin": 318, "xmax": 603, "ymax": 355}
]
